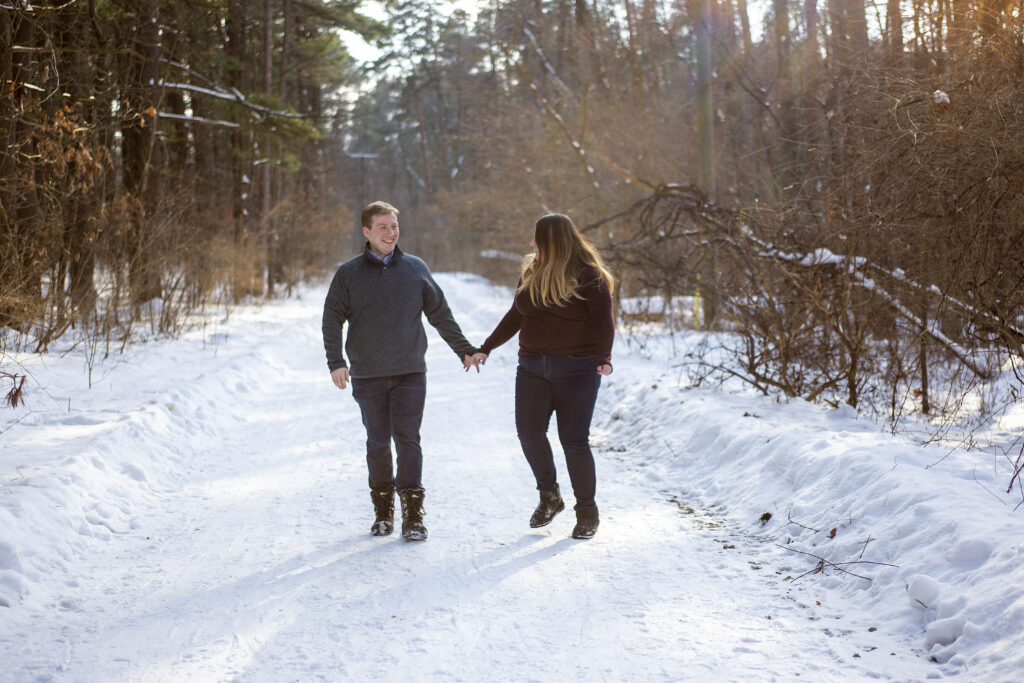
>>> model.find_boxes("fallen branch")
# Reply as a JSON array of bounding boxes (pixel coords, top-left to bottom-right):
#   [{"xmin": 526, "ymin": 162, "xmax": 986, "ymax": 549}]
[
  {"xmin": 786, "ymin": 513, "xmax": 821, "ymax": 533},
  {"xmin": 775, "ymin": 544, "xmax": 898, "ymax": 582}
]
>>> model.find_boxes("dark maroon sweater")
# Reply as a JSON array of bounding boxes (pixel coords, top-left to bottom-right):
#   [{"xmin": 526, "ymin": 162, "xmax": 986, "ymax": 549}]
[{"xmin": 480, "ymin": 266, "xmax": 615, "ymax": 366}]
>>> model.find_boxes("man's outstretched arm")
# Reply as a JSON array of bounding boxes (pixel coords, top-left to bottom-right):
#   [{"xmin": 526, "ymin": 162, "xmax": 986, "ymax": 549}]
[{"xmin": 421, "ymin": 272, "xmax": 476, "ymax": 361}]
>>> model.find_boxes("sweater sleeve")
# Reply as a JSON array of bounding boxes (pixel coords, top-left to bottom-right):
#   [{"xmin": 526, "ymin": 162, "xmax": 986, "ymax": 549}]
[
  {"xmin": 582, "ymin": 272, "xmax": 615, "ymax": 366},
  {"xmin": 422, "ymin": 270, "xmax": 476, "ymax": 359},
  {"xmin": 479, "ymin": 304, "xmax": 522, "ymax": 355},
  {"xmin": 321, "ymin": 269, "xmax": 350, "ymax": 371}
]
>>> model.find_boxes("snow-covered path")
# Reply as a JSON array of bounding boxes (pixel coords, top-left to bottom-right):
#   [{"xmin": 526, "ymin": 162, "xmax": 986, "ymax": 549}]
[{"xmin": 4, "ymin": 274, "xmax": 1019, "ymax": 681}]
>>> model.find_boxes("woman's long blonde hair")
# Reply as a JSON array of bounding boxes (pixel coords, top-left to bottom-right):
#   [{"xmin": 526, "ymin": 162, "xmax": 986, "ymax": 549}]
[{"xmin": 518, "ymin": 213, "xmax": 615, "ymax": 307}]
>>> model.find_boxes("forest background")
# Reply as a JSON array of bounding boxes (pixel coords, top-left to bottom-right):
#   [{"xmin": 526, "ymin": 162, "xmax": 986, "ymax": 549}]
[{"xmin": 2, "ymin": 0, "xmax": 1023, "ymax": 480}]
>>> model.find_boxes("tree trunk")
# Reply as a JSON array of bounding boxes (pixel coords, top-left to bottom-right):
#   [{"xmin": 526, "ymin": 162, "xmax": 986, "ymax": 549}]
[
  {"xmin": 919, "ymin": 312, "xmax": 931, "ymax": 415},
  {"xmin": 886, "ymin": 0, "xmax": 903, "ymax": 64},
  {"xmin": 262, "ymin": 0, "xmax": 274, "ymax": 293},
  {"xmin": 0, "ymin": 11, "xmax": 12, "ymax": 212},
  {"xmin": 122, "ymin": 0, "xmax": 163, "ymax": 308},
  {"xmin": 0, "ymin": 10, "xmax": 15, "ymax": 327},
  {"xmin": 847, "ymin": 0, "xmax": 869, "ymax": 57},
  {"xmin": 804, "ymin": 0, "xmax": 818, "ymax": 48},
  {"xmin": 280, "ymin": 0, "xmax": 291, "ymax": 100},
  {"xmin": 772, "ymin": 0, "xmax": 799, "ymax": 193},
  {"xmin": 68, "ymin": 193, "xmax": 97, "ymax": 319},
  {"xmin": 694, "ymin": 0, "xmax": 718, "ymax": 328},
  {"xmin": 67, "ymin": 11, "xmax": 105, "ymax": 319},
  {"xmin": 226, "ymin": 0, "xmax": 255, "ymax": 298},
  {"xmin": 695, "ymin": 0, "xmax": 715, "ymax": 196},
  {"xmin": 227, "ymin": 0, "xmax": 247, "ymax": 245},
  {"xmin": 6, "ymin": 14, "xmax": 46, "ymax": 328},
  {"xmin": 736, "ymin": 0, "xmax": 753, "ymax": 53}
]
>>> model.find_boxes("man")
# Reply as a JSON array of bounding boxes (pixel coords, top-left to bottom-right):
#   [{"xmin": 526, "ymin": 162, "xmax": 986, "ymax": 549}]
[{"xmin": 322, "ymin": 201, "xmax": 478, "ymax": 541}]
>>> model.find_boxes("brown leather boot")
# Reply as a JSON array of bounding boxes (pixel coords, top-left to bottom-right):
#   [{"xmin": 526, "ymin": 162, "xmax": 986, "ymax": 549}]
[
  {"xmin": 370, "ymin": 484, "xmax": 395, "ymax": 536},
  {"xmin": 571, "ymin": 504, "xmax": 599, "ymax": 539},
  {"xmin": 529, "ymin": 483, "xmax": 565, "ymax": 528},
  {"xmin": 399, "ymin": 488, "xmax": 427, "ymax": 541}
]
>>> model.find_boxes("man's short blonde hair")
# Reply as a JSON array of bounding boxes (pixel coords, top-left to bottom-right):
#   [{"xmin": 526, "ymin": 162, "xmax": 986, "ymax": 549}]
[{"xmin": 361, "ymin": 201, "xmax": 400, "ymax": 228}]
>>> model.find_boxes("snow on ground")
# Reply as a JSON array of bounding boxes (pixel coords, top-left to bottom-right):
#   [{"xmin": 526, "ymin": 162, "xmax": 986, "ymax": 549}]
[{"xmin": 1, "ymin": 273, "xmax": 1022, "ymax": 682}]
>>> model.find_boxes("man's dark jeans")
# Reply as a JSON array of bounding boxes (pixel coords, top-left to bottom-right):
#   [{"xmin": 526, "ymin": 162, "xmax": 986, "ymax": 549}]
[
  {"xmin": 515, "ymin": 354, "xmax": 602, "ymax": 509},
  {"xmin": 351, "ymin": 372, "xmax": 427, "ymax": 492}
]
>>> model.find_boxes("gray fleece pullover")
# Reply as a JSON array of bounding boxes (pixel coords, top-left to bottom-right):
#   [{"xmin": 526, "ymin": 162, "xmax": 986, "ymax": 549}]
[{"xmin": 322, "ymin": 244, "xmax": 476, "ymax": 378}]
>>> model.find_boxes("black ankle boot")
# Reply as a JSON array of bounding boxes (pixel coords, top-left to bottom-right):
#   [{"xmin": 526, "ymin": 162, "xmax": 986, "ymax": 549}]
[
  {"xmin": 571, "ymin": 504, "xmax": 599, "ymax": 539},
  {"xmin": 370, "ymin": 484, "xmax": 395, "ymax": 536},
  {"xmin": 529, "ymin": 483, "xmax": 565, "ymax": 528},
  {"xmin": 399, "ymin": 488, "xmax": 427, "ymax": 541}
]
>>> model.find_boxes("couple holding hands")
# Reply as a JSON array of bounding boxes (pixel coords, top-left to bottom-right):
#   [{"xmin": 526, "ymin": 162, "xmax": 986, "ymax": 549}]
[{"xmin": 321, "ymin": 201, "xmax": 615, "ymax": 542}]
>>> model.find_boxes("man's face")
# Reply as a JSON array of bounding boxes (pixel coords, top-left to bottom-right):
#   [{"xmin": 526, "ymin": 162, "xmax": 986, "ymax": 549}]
[{"xmin": 363, "ymin": 212, "xmax": 399, "ymax": 257}]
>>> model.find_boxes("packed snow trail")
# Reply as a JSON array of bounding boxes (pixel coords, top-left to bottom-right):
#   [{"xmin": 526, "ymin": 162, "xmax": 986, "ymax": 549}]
[{"xmin": 0, "ymin": 275, "xmax": 962, "ymax": 681}]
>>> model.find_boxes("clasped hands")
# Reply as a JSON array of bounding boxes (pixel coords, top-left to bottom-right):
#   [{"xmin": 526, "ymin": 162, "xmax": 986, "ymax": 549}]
[{"xmin": 463, "ymin": 352, "xmax": 488, "ymax": 373}]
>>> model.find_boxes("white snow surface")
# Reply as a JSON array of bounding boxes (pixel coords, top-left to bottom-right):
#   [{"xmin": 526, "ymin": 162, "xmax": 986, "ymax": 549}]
[{"xmin": 2, "ymin": 273, "xmax": 1023, "ymax": 682}]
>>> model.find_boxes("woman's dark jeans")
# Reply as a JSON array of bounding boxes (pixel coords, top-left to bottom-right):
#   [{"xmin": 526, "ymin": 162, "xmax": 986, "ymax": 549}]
[
  {"xmin": 515, "ymin": 354, "xmax": 602, "ymax": 509},
  {"xmin": 351, "ymin": 372, "xmax": 427, "ymax": 492}
]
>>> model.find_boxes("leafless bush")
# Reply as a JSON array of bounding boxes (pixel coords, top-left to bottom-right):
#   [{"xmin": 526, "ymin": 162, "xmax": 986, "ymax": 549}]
[
  {"xmin": 600, "ymin": 185, "xmax": 730, "ymax": 330},
  {"xmin": 606, "ymin": 166, "xmax": 1021, "ymax": 439}
]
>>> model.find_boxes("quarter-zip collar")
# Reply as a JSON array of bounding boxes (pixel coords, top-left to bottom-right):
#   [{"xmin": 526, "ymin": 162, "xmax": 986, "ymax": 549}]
[{"xmin": 362, "ymin": 242, "xmax": 403, "ymax": 267}]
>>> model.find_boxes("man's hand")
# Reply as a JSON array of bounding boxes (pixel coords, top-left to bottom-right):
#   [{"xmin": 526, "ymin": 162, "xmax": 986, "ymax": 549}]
[
  {"xmin": 331, "ymin": 367, "xmax": 350, "ymax": 389},
  {"xmin": 597, "ymin": 364, "xmax": 613, "ymax": 376},
  {"xmin": 464, "ymin": 352, "xmax": 488, "ymax": 373}
]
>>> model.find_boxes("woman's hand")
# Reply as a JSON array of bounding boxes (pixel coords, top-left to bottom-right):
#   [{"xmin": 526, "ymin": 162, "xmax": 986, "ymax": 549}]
[{"xmin": 597, "ymin": 364, "xmax": 613, "ymax": 376}]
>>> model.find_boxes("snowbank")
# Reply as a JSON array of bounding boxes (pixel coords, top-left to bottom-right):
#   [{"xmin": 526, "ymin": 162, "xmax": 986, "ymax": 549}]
[
  {"xmin": 1, "ymin": 306, "xmax": 290, "ymax": 614},
  {"xmin": 601, "ymin": 331, "xmax": 1024, "ymax": 678}
]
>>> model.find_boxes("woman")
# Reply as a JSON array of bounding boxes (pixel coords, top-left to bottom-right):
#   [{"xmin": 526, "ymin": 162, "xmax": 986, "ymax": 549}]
[{"xmin": 472, "ymin": 213, "xmax": 615, "ymax": 539}]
